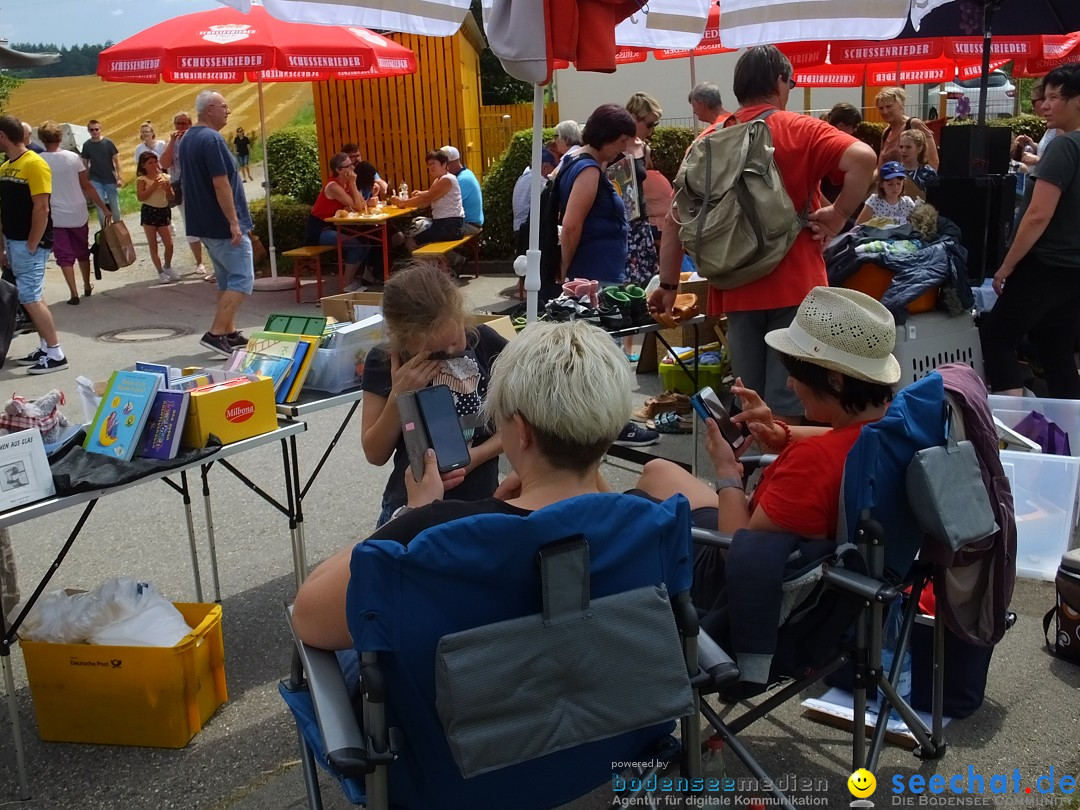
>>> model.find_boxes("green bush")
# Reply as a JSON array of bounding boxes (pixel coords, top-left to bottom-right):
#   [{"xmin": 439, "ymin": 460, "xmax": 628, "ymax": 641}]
[
  {"xmin": 266, "ymin": 125, "xmax": 321, "ymax": 205},
  {"xmin": 946, "ymin": 113, "xmax": 1046, "ymax": 142},
  {"xmin": 249, "ymin": 194, "xmax": 311, "ymax": 261},
  {"xmin": 480, "ymin": 127, "xmax": 555, "ymax": 260},
  {"xmin": 648, "ymin": 126, "xmax": 695, "ymax": 182},
  {"xmin": 856, "ymin": 121, "xmax": 887, "ymax": 153}
]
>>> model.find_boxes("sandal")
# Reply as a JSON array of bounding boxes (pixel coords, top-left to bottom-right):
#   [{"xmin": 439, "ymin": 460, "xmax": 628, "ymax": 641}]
[
  {"xmin": 66, "ymin": 296, "xmax": 79, "ymax": 305},
  {"xmin": 648, "ymin": 411, "xmax": 692, "ymax": 434},
  {"xmin": 83, "ymin": 284, "xmax": 93, "ymax": 297}
]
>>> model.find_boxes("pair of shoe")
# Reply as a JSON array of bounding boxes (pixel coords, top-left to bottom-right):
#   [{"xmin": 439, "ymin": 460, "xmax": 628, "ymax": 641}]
[
  {"xmin": 15, "ymin": 349, "xmax": 69, "ymax": 375},
  {"xmin": 647, "ymin": 411, "xmax": 692, "ymax": 434},
  {"xmin": 200, "ymin": 331, "xmax": 248, "ymax": 357},
  {"xmin": 158, "ymin": 266, "xmax": 181, "ymax": 284},
  {"xmin": 605, "ymin": 284, "xmax": 650, "ymax": 328},
  {"xmin": 563, "ymin": 278, "xmax": 598, "ymax": 308},
  {"xmin": 544, "ymin": 294, "xmax": 599, "ymax": 325},
  {"xmin": 612, "ymin": 422, "xmax": 660, "ymax": 447},
  {"xmin": 343, "ymin": 280, "xmax": 367, "ymax": 293},
  {"xmin": 631, "ymin": 392, "xmax": 692, "ymax": 423},
  {"xmin": 14, "ymin": 314, "xmax": 35, "ymax": 335}
]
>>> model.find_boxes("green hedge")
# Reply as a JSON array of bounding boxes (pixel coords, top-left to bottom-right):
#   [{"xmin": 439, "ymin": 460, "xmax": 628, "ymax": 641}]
[
  {"xmin": 648, "ymin": 126, "xmax": 695, "ymax": 183},
  {"xmin": 250, "ymin": 194, "xmax": 311, "ymax": 262},
  {"xmin": 946, "ymin": 113, "xmax": 1046, "ymax": 141},
  {"xmin": 266, "ymin": 125, "xmax": 321, "ymax": 205}
]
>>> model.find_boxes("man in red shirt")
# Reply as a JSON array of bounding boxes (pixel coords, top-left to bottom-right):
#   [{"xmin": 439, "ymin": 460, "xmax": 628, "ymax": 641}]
[{"xmin": 649, "ymin": 46, "xmax": 876, "ymax": 422}]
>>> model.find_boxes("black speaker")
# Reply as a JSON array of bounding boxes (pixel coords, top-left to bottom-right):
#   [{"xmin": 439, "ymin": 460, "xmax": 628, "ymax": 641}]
[
  {"xmin": 939, "ymin": 125, "xmax": 1011, "ymax": 177},
  {"xmin": 925, "ymin": 174, "xmax": 1016, "ymax": 283}
]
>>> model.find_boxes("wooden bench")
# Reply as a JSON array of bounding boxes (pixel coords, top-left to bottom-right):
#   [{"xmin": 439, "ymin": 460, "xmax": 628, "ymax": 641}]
[
  {"xmin": 284, "ymin": 245, "xmax": 335, "ymax": 304},
  {"xmin": 411, "ymin": 233, "xmax": 481, "ymax": 277}
]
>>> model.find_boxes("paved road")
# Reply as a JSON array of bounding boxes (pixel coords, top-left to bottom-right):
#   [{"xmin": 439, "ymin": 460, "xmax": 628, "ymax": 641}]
[{"xmin": 0, "ymin": 195, "xmax": 1077, "ymax": 808}]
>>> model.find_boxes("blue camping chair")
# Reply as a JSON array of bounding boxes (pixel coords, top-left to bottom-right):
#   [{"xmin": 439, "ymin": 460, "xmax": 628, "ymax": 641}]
[
  {"xmin": 281, "ymin": 492, "xmax": 730, "ymax": 810},
  {"xmin": 691, "ymin": 370, "xmax": 1015, "ymax": 809}
]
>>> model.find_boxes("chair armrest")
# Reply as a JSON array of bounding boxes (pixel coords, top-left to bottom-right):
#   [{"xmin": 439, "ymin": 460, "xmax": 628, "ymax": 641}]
[
  {"xmin": 821, "ymin": 564, "xmax": 899, "ymax": 604},
  {"xmin": 738, "ymin": 454, "xmax": 778, "ymax": 474},
  {"xmin": 698, "ymin": 629, "xmax": 740, "ymax": 686},
  {"xmin": 691, "ymin": 527, "xmax": 734, "ymax": 551},
  {"xmin": 285, "ymin": 605, "xmax": 370, "ymax": 778}
]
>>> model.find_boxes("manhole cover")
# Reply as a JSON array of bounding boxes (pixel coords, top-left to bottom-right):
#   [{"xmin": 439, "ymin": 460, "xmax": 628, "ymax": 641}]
[{"xmin": 98, "ymin": 325, "xmax": 194, "ymax": 344}]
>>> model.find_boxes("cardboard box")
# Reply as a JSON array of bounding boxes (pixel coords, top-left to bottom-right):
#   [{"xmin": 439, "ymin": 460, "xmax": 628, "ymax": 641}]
[
  {"xmin": 21, "ymin": 603, "xmax": 227, "ymax": 748},
  {"xmin": 181, "ymin": 374, "xmax": 278, "ymax": 448},
  {"xmin": 320, "ymin": 290, "xmax": 517, "ymax": 343},
  {"xmin": 319, "ymin": 291, "xmax": 383, "ymax": 324}
]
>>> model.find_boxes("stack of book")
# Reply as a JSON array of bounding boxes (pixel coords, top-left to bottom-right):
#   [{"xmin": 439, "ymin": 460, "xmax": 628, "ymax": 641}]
[
  {"xmin": 223, "ymin": 313, "xmax": 327, "ymax": 404},
  {"xmin": 83, "ymin": 364, "xmax": 191, "ymax": 461}
]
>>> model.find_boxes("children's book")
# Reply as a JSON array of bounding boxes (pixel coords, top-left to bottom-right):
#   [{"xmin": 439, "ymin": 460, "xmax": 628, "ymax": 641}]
[
  {"xmin": 138, "ymin": 389, "xmax": 190, "ymax": 460},
  {"xmin": 0, "ymin": 428, "xmax": 56, "ymax": 509},
  {"xmin": 134, "ymin": 361, "xmax": 174, "ymax": 391},
  {"xmin": 172, "ymin": 373, "xmax": 213, "ymax": 391},
  {"xmin": 225, "ymin": 350, "xmax": 294, "ymax": 392},
  {"xmin": 83, "ymin": 370, "xmax": 162, "ymax": 461},
  {"xmin": 245, "ymin": 330, "xmax": 303, "ymax": 360},
  {"xmin": 326, "ymin": 314, "xmax": 384, "ymax": 349},
  {"xmin": 606, "ymin": 154, "xmax": 640, "ymax": 222},
  {"xmin": 284, "ymin": 335, "xmax": 321, "ymax": 402}
]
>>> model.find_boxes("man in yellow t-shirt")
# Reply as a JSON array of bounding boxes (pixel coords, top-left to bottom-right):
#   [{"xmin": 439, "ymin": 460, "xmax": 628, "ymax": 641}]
[{"xmin": 0, "ymin": 114, "xmax": 66, "ymax": 374}]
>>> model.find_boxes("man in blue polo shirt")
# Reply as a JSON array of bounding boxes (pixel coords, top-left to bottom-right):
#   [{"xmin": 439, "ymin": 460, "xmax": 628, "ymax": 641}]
[
  {"xmin": 441, "ymin": 145, "xmax": 483, "ymax": 235},
  {"xmin": 178, "ymin": 89, "xmax": 254, "ymax": 357}
]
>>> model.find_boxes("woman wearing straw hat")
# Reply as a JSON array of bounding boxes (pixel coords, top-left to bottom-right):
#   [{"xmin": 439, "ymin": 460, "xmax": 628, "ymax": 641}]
[{"xmin": 636, "ymin": 287, "xmax": 900, "ymax": 541}]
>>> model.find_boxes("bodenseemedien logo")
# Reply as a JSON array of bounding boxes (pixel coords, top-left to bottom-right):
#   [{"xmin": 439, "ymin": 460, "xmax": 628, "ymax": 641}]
[{"xmin": 849, "ymin": 768, "xmax": 877, "ymax": 808}]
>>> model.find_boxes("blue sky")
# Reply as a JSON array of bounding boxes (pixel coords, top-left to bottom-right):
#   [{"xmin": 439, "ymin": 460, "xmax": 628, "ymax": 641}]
[{"xmin": 2, "ymin": 0, "xmax": 223, "ymax": 48}]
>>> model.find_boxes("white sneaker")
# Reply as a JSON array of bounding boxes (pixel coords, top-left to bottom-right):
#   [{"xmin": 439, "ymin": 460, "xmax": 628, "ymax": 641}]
[
  {"xmin": 158, "ymin": 271, "xmax": 176, "ymax": 284},
  {"xmin": 164, "ymin": 266, "xmax": 181, "ymax": 281}
]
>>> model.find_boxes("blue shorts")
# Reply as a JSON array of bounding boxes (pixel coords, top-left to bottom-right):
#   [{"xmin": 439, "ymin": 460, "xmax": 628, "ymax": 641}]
[
  {"xmin": 238, "ymin": 154, "xmax": 250, "ymax": 167},
  {"xmin": 8, "ymin": 240, "xmax": 50, "ymax": 304},
  {"xmin": 202, "ymin": 234, "xmax": 254, "ymax": 294}
]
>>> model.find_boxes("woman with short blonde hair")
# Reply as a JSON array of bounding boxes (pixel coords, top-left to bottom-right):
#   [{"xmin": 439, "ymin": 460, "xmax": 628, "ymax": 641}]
[{"xmin": 876, "ymin": 86, "xmax": 939, "ymax": 170}]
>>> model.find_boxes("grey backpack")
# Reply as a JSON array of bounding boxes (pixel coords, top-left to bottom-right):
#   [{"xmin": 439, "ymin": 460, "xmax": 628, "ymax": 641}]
[{"xmin": 672, "ymin": 110, "xmax": 804, "ymax": 290}]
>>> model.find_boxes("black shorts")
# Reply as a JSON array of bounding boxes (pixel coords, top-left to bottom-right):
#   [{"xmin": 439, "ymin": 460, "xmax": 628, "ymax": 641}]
[{"xmin": 141, "ymin": 204, "xmax": 171, "ymax": 228}]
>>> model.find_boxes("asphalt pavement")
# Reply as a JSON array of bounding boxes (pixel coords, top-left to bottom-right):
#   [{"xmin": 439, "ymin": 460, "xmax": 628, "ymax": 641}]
[{"xmin": 0, "ymin": 179, "xmax": 1077, "ymax": 809}]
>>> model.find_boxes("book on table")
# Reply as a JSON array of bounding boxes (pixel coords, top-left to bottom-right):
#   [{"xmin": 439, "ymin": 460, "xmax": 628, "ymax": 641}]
[
  {"xmin": 224, "ymin": 350, "xmax": 294, "ymax": 394},
  {"xmin": 138, "ymin": 389, "xmax": 191, "ymax": 460},
  {"xmin": 83, "ymin": 370, "xmax": 162, "ymax": 461},
  {"xmin": 0, "ymin": 428, "xmax": 56, "ymax": 510}
]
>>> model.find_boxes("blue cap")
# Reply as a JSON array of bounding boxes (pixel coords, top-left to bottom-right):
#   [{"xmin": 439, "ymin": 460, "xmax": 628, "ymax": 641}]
[
  {"xmin": 540, "ymin": 149, "xmax": 556, "ymax": 166},
  {"xmin": 880, "ymin": 161, "xmax": 907, "ymax": 180}
]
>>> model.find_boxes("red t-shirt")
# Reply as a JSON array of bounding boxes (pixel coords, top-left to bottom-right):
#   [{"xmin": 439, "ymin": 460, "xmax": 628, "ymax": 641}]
[
  {"xmin": 706, "ymin": 104, "xmax": 857, "ymax": 315},
  {"xmin": 750, "ymin": 422, "xmax": 867, "ymax": 538}
]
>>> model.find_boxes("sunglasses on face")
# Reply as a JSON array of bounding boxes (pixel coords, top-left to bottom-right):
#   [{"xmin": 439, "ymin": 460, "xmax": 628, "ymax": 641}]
[
  {"xmin": 784, "ymin": 76, "xmax": 797, "ymax": 90},
  {"xmin": 89, "ymin": 127, "xmax": 101, "ymax": 132}
]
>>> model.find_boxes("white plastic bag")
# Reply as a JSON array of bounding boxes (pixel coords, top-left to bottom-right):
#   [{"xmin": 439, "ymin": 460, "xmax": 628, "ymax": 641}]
[{"xmin": 21, "ymin": 577, "xmax": 193, "ymax": 647}]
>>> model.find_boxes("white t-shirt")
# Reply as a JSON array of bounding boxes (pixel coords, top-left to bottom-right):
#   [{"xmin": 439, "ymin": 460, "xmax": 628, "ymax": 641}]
[
  {"xmin": 431, "ymin": 172, "xmax": 464, "ymax": 220},
  {"xmin": 40, "ymin": 148, "xmax": 90, "ymax": 229},
  {"xmin": 135, "ymin": 140, "xmax": 166, "ymax": 165},
  {"xmin": 865, "ymin": 193, "xmax": 916, "ymax": 225}
]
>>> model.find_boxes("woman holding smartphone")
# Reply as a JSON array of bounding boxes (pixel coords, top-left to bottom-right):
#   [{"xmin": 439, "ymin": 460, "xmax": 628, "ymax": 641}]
[
  {"xmin": 635, "ymin": 287, "xmax": 899, "ymax": 539},
  {"xmin": 360, "ymin": 263, "xmax": 506, "ymax": 527}
]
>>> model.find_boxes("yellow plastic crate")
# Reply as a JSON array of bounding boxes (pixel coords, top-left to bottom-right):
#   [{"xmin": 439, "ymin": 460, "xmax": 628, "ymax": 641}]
[
  {"xmin": 21, "ymin": 602, "xmax": 227, "ymax": 748},
  {"xmin": 659, "ymin": 363, "xmax": 725, "ymax": 396}
]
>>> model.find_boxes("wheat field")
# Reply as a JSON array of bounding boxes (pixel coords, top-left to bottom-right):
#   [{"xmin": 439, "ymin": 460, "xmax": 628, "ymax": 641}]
[{"xmin": 7, "ymin": 75, "xmax": 313, "ymax": 174}]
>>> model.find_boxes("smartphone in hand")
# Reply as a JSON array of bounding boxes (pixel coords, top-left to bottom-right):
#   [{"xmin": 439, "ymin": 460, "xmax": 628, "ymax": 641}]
[
  {"xmin": 415, "ymin": 384, "xmax": 471, "ymax": 474},
  {"xmin": 690, "ymin": 386, "xmax": 750, "ymax": 450}
]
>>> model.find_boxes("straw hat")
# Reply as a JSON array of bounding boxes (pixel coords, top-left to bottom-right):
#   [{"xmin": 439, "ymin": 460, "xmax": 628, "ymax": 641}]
[{"xmin": 764, "ymin": 287, "xmax": 901, "ymax": 385}]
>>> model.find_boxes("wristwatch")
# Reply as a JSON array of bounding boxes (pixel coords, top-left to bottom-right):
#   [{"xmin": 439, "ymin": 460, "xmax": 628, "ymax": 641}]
[
  {"xmin": 658, "ymin": 281, "xmax": 679, "ymax": 291},
  {"xmin": 714, "ymin": 477, "xmax": 743, "ymax": 493}
]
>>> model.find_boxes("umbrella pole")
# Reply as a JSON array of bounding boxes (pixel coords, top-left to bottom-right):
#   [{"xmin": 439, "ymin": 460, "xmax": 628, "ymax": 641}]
[
  {"xmin": 252, "ymin": 75, "xmax": 292, "ymax": 292},
  {"xmin": 977, "ymin": 2, "xmax": 994, "ymax": 126},
  {"xmin": 690, "ymin": 55, "xmax": 699, "ymax": 131},
  {"xmin": 523, "ymin": 82, "xmax": 544, "ymax": 324}
]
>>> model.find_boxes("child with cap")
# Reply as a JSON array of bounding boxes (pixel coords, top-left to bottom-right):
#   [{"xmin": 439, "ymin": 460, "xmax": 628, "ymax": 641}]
[{"xmin": 857, "ymin": 161, "xmax": 917, "ymax": 226}]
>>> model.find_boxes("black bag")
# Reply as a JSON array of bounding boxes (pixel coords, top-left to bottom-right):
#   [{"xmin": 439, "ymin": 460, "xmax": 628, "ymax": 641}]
[
  {"xmin": 170, "ymin": 179, "xmax": 183, "ymax": 208},
  {"xmin": 91, "ymin": 229, "xmax": 119, "ymax": 274},
  {"xmin": 0, "ymin": 276, "xmax": 17, "ymax": 370},
  {"xmin": 1043, "ymin": 550, "xmax": 1080, "ymax": 665}
]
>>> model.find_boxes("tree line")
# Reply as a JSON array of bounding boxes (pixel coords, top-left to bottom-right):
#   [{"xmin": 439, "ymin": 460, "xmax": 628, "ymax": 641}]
[{"xmin": 6, "ymin": 43, "xmax": 112, "ymax": 79}]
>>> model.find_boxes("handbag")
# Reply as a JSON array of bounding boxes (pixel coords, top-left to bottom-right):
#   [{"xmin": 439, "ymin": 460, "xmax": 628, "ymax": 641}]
[
  {"xmin": 1015, "ymin": 410, "xmax": 1072, "ymax": 455},
  {"xmin": 1043, "ymin": 550, "xmax": 1080, "ymax": 665},
  {"xmin": 169, "ymin": 180, "xmax": 183, "ymax": 208},
  {"xmin": 906, "ymin": 402, "xmax": 998, "ymax": 552}
]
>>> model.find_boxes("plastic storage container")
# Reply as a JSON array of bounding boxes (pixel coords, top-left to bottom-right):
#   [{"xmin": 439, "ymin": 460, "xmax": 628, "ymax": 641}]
[
  {"xmin": 658, "ymin": 362, "xmax": 724, "ymax": 395},
  {"xmin": 21, "ymin": 602, "xmax": 227, "ymax": 748},
  {"xmin": 892, "ymin": 311, "xmax": 983, "ymax": 390},
  {"xmin": 989, "ymin": 395, "xmax": 1080, "ymax": 581},
  {"xmin": 304, "ymin": 345, "xmax": 363, "ymax": 394}
]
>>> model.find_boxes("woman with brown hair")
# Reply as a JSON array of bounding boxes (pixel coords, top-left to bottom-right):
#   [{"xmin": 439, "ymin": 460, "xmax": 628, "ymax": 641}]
[
  {"xmin": 876, "ymin": 87, "xmax": 940, "ymax": 170},
  {"xmin": 360, "ymin": 262, "xmax": 507, "ymax": 526}
]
